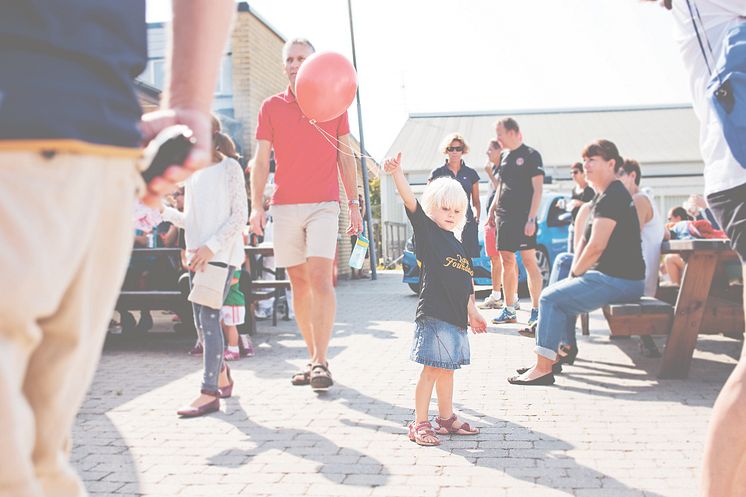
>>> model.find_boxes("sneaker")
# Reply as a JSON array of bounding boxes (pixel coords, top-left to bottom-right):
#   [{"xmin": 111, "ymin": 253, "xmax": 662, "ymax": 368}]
[
  {"xmin": 239, "ymin": 335, "xmax": 255, "ymax": 357},
  {"xmin": 477, "ymin": 294, "xmax": 503, "ymax": 309},
  {"xmin": 224, "ymin": 349, "xmax": 241, "ymax": 361},
  {"xmin": 528, "ymin": 308, "xmax": 539, "ymax": 327},
  {"xmin": 188, "ymin": 343, "xmax": 203, "ymax": 356},
  {"xmin": 513, "ymin": 296, "xmax": 521, "ymax": 311},
  {"xmin": 492, "ymin": 307, "xmax": 517, "ymax": 324}
]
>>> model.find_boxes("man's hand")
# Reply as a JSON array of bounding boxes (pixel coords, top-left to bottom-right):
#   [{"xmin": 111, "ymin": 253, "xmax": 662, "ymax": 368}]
[
  {"xmin": 249, "ymin": 207, "xmax": 266, "ymax": 237},
  {"xmin": 488, "ymin": 211, "xmax": 497, "ymax": 228},
  {"xmin": 188, "ymin": 245, "xmax": 214, "ymax": 272},
  {"xmin": 139, "ymin": 108, "xmax": 211, "ymax": 207},
  {"xmin": 347, "ymin": 205, "xmax": 363, "ymax": 235},
  {"xmin": 469, "ymin": 311, "xmax": 488, "ymax": 334},
  {"xmin": 524, "ymin": 219, "xmax": 536, "ymax": 237}
]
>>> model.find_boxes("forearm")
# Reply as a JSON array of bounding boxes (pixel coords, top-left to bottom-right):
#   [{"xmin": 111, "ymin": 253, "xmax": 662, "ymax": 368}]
[
  {"xmin": 338, "ymin": 155, "xmax": 358, "ymax": 205},
  {"xmin": 571, "ymin": 243, "xmax": 603, "ymax": 275},
  {"xmin": 166, "ymin": 0, "xmax": 235, "ymax": 112},
  {"xmin": 391, "ymin": 170, "xmax": 416, "ymax": 212},
  {"xmin": 250, "ymin": 159, "xmax": 270, "ymax": 208},
  {"xmin": 529, "ymin": 188, "xmax": 542, "ymax": 219}
]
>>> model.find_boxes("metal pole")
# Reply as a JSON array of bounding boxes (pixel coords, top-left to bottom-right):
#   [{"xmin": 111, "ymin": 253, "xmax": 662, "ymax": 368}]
[{"xmin": 347, "ymin": 0, "xmax": 377, "ymax": 280}]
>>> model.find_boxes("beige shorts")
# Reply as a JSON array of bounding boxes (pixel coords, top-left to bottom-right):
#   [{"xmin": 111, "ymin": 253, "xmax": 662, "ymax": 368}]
[{"xmin": 270, "ymin": 201, "xmax": 340, "ymax": 268}]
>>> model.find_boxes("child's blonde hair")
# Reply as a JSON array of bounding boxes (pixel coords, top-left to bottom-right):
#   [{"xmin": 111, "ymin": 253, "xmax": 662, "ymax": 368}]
[{"xmin": 421, "ymin": 177, "xmax": 468, "ymax": 240}]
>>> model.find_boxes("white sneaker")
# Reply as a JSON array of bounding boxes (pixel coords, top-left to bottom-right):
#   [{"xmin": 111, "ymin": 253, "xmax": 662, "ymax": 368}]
[
  {"xmin": 513, "ymin": 297, "xmax": 521, "ymax": 311},
  {"xmin": 478, "ymin": 294, "xmax": 504, "ymax": 309}
]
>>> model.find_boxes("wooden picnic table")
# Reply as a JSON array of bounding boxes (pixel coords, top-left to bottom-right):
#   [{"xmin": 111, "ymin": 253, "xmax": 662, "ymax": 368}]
[{"xmin": 659, "ymin": 239, "xmax": 743, "ymax": 378}]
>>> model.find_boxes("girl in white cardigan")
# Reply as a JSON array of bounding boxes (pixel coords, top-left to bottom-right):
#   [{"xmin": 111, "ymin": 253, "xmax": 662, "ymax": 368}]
[{"xmin": 163, "ymin": 115, "xmax": 248, "ymax": 417}]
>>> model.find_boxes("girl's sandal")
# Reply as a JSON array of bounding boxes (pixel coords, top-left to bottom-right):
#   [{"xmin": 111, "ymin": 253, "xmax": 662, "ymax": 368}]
[
  {"xmin": 434, "ymin": 413, "xmax": 480, "ymax": 435},
  {"xmin": 291, "ymin": 363, "xmax": 312, "ymax": 386},
  {"xmin": 408, "ymin": 421, "xmax": 440, "ymax": 446}
]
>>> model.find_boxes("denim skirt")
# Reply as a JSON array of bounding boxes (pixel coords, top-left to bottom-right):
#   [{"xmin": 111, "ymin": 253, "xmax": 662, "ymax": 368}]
[{"xmin": 410, "ymin": 316, "xmax": 470, "ymax": 370}]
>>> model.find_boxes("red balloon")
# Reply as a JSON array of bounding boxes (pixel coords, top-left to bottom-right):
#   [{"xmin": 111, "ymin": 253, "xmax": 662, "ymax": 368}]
[{"xmin": 295, "ymin": 52, "xmax": 358, "ymax": 123}]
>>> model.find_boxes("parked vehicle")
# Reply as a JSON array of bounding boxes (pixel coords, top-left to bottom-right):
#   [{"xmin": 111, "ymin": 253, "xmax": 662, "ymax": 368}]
[{"xmin": 402, "ymin": 194, "xmax": 571, "ymax": 294}]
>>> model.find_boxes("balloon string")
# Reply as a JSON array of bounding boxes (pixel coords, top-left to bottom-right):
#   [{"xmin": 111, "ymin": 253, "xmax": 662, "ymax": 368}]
[{"xmin": 309, "ymin": 120, "xmax": 380, "ymax": 176}]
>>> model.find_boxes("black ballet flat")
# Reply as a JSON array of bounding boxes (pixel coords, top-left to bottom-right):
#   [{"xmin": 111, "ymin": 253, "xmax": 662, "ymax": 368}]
[
  {"xmin": 516, "ymin": 363, "xmax": 563, "ymax": 375},
  {"xmin": 507, "ymin": 372, "xmax": 555, "ymax": 386},
  {"xmin": 558, "ymin": 344, "xmax": 578, "ymax": 365}
]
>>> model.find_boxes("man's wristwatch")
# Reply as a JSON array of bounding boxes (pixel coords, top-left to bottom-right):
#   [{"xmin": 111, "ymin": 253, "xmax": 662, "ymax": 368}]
[{"xmin": 527, "ymin": 217, "xmax": 535, "ymax": 223}]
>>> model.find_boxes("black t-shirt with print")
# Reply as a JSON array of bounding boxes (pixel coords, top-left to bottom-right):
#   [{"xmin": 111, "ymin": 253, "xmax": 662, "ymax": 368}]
[
  {"xmin": 571, "ymin": 185, "xmax": 595, "ymax": 221},
  {"xmin": 582, "ymin": 180, "xmax": 645, "ymax": 280},
  {"xmin": 496, "ymin": 144, "xmax": 545, "ymax": 217},
  {"xmin": 407, "ymin": 201, "xmax": 473, "ymax": 328},
  {"xmin": 428, "ymin": 162, "xmax": 481, "ymax": 220}
]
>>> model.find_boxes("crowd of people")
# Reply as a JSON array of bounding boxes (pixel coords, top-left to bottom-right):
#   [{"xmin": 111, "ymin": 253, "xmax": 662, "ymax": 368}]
[{"xmin": 1, "ymin": 1, "xmax": 744, "ymax": 497}]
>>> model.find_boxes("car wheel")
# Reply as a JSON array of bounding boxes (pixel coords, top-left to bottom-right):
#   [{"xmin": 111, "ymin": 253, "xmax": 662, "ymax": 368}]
[
  {"xmin": 408, "ymin": 282, "xmax": 421, "ymax": 294},
  {"xmin": 536, "ymin": 248, "xmax": 551, "ymax": 288}
]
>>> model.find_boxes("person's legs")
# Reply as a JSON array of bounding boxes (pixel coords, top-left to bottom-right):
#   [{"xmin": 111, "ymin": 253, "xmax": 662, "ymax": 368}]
[
  {"xmin": 701, "ymin": 272, "xmax": 746, "ymax": 496},
  {"xmin": 549, "ymin": 252, "xmax": 574, "ymax": 286},
  {"xmin": 664, "ymin": 254, "xmax": 685, "ymax": 285},
  {"xmin": 701, "ymin": 183, "xmax": 746, "ymax": 497},
  {"xmin": 518, "ymin": 272, "xmax": 644, "ymax": 381},
  {"xmin": 490, "ymin": 255, "xmax": 503, "ymax": 296},
  {"xmin": 435, "ymin": 369, "xmax": 454, "ymax": 419},
  {"xmin": 500, "ymin": 251, "xmax": 518, "ymax": 307},
  {"xmin": 306, "ymin": 256, "xmax": 335, "ymax": 365},
  {"xmin": 0, "ymin": 153, "xmax": 137, "ymax": 497},
  {"xmin": 415, "ymin": 366, "xmax": 440, "ymax": 423},
  {"xmin": 521, "ymin": 248, "xmax": 543, "ymax": 309},
  {"xmin": 286, "ymin": 263, "xmax": 315, "ymax": 358}
]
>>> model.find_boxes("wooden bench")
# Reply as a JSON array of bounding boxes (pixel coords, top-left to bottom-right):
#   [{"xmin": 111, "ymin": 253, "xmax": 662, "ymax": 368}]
[
  {"xmin": 243, "ymin": 246, "xmax": 292, "ymax": 335},
  {"xmin": 602, "ymin": 297, "xmax": 675, "ymax": 337}
]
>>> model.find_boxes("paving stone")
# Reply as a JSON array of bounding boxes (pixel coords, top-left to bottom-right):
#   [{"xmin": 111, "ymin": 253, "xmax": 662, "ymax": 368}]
[{"xmin": 70, "ymin": 273, "xmax": 739, "ymax": 497}]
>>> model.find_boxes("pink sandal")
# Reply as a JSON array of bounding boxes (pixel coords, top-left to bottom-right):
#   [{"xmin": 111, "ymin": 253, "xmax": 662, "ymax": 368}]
[
  {"xmin": 434, "ymin": 413, "xmax": 479, "ymax": 435},
  {"xmin": 408, "ymin": 420, "xmax": 440, "ymax": 446}
]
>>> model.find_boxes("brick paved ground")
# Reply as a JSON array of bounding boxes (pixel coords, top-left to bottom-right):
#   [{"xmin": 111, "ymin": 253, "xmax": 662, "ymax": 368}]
[{"xmin": 72, "ymin": 271, "xmax": 741, "ymax": 497}]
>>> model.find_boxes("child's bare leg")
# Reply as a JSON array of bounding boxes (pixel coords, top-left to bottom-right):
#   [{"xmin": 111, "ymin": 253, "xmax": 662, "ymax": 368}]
[
  {"xmin": 222, "ymin": 322, "xmax": 239, "ymax": 348},
  {"xmin": 415, "ymin": 366, "xmax": 440, "ymax": 423},
  {"xmin": 435, "ymin": 369, "xmax": 454, "ymax": 419}
]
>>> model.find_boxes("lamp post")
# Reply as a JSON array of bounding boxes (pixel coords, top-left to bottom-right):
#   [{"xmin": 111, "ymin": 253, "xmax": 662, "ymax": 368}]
[{"xmin": 347, "ymin": 0, "xmax": 377, "ymax": 280}]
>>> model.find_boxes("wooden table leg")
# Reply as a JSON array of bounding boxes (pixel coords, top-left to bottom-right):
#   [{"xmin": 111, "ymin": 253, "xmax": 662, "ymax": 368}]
[{"xmin": 659, "ymin": 252, "xmax": 719, "ymax": 378}]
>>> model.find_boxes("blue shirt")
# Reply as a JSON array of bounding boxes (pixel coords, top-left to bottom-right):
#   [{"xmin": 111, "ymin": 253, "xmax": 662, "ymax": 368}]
[
  {"xmin": 0, "ymin": 1, "xmax": 147, "ymax": 148},
  {"xmin": 428, "ymin": 161, "xmax": 481, "ymax": 220}
]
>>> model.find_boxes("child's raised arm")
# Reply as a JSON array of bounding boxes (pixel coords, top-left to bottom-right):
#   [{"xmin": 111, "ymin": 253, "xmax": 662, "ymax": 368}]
[{"xmin": 383, "ymin": 152, "xmax": 417, "ymax": 213}]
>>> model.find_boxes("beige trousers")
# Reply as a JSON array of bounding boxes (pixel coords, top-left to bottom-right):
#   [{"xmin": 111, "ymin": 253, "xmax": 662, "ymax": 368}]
[{"xmin": 0, "ymin": 152, "xmax": 138, "ymax": 497}]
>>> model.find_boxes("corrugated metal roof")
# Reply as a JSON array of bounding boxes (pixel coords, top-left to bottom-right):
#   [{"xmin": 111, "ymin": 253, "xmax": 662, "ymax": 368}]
[{"xmin": 385, "ymin": 104, "xmax": 702, "ymax": 173}]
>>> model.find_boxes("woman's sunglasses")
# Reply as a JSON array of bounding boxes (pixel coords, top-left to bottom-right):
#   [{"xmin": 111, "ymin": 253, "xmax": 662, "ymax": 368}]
[{"xmin": 446, "ymin": 146, "xmax": 464, "ymax": 152}]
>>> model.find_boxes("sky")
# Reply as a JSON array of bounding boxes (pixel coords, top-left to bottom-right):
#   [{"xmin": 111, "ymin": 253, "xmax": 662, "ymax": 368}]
[{"xmin": 146, "ymin": 0, "xmax": 692, "ymax": 160}]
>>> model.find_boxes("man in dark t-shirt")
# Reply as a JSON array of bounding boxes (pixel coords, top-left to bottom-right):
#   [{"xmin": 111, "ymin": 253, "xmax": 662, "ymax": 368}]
[{"xmin": 487, "ymin": 118, "xmax": 545, "ymax": 328}]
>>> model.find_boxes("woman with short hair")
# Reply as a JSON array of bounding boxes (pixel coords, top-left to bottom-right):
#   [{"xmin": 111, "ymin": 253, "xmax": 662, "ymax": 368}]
[{"xmin": 509, "ymin": 139, "xmax": 645, "ymax": 385}]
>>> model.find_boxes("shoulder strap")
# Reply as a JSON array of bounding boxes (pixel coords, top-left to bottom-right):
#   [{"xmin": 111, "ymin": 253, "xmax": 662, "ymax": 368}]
[{"xmin": 685, "ymin": 0, "xmax": 721, "ymax": 84}]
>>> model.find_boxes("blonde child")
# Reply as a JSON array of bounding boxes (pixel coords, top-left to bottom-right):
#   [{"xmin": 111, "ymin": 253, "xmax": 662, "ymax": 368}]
[{"xmin": 384, "ymin": 153, "xmax": 487, "ymax": 446}]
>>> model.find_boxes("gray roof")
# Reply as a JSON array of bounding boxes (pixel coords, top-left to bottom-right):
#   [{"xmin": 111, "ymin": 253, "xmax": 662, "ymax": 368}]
[{"xmin": 385, "ymin": 104, "xmax": 702, "ymax": 173}]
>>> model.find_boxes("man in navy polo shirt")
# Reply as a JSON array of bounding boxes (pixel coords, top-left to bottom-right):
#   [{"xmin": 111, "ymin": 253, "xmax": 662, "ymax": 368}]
[{"xmin": 0, "ymin": 2, "xmax": 235, "ymax": 496}]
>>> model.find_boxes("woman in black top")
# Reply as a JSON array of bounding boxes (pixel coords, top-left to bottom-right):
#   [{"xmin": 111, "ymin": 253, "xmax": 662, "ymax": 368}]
[
  {"xmin": 428, "ymin": 133, "xmax": 481, "ymax": 258},
  {"xmin": 509, "ymin": 140, "xmax": 645, "ymax": 386}
]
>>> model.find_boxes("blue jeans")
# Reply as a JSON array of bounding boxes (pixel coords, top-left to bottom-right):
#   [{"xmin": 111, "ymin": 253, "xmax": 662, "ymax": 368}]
[
  {"xmin": 549, "ymin": 252, "xmax": 574, "ymax": 286},
  {"xmin": 535, "ymin": 270, "xmax": 644, "ymax": 361},
  {"xmin": 189, "ymin": 264, "xmax": 235, "ymax": 395}
]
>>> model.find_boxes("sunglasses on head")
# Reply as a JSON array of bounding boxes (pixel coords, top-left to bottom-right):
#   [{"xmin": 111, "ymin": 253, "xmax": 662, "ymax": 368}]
[{"xmin": 446, "ymin": 146, "xmax": 464, "ymax": 152}]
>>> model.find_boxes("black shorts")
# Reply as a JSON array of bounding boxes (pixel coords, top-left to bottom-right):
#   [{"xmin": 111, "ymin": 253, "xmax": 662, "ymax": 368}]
[
  {"xmin": 707, "ymin": 182, "xmax": 746, "ymax": 263},
  {"xmin": 496, "ymin": 215, "xmax": 537, "ymax": 252}
]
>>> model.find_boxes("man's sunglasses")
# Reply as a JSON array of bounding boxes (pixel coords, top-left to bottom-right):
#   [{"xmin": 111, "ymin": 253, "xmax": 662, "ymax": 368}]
[{"xmin": 446, "ymin": 146, "xmax": 464, "ymax": 152}]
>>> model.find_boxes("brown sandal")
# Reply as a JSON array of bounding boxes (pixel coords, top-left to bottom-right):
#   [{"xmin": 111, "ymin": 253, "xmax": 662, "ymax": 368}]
[
  {"xmin": 434, "ymin": 413, "xmax": 480, "ymax": 435},
  {"xmin": 310, "ymin": 363, "xmax": 333, "ymax": 391},
  {"xmin": 408, "ymin": 420, "xmax": 440, "ymax": 446},
  {"xmin": 291, "ymin": 363, "xmax": 311, "ymax": 386}
]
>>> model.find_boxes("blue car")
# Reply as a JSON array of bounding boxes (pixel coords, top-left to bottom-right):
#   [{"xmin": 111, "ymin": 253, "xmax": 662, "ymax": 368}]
[{"xmin": 402, "ymin": 194, "xmax": 571, "ymax": 294}]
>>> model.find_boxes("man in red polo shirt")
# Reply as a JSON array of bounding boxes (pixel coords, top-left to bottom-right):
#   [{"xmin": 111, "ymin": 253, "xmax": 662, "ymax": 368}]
[{"xmin": 248, "ymin": 38, "xmax": 362, "ymax": 391}]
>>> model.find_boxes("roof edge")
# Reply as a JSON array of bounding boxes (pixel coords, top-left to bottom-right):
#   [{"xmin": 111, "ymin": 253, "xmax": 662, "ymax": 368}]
[
  {"xmin": 410, "ymin": 103, "xmax": 693, "ymax": 119},
  {"xmin": 237, "ymin": 2, "xmax": 286, "ymax": 43}
]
